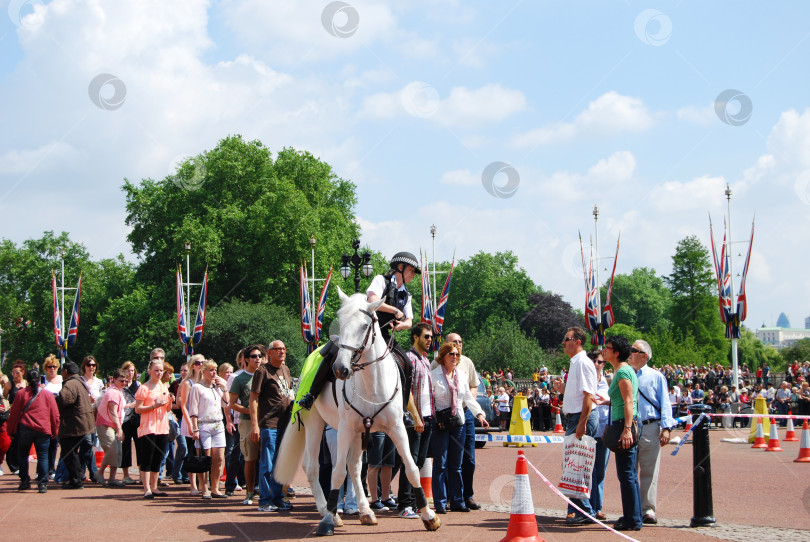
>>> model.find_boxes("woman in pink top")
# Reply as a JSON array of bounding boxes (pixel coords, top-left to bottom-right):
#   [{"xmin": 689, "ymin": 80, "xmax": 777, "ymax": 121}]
[
  {"xmin": 95, "ymin": 369, "xmax": 127, "ymax": 486},
  {"xmin": 134, "ymin": 359, "xmax": 174, "ymax": 498}
]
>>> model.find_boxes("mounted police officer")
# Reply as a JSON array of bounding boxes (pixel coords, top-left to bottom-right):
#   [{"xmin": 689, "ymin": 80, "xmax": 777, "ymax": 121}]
[{"xmin": 296, "ymin": 252, "xmax": 420, "ymax": 416}]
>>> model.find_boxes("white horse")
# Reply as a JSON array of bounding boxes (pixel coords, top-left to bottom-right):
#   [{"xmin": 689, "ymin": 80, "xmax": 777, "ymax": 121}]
[{"xmin": 274, "ymin": 287, "xmax": 441, "ymax": 536}]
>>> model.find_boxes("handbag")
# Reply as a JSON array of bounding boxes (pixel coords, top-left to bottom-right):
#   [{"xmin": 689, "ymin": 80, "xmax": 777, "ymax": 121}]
[
  {"xmin": 184, "ymin": 446, "xmax": 211, "ymax": 473},
  {"xmin": 602, "ymin": 403, "xmax": 639, "ymax": 453},
  {"xmin": 435, "ymin": 407, "xmax": 463, "ymax": 431}
]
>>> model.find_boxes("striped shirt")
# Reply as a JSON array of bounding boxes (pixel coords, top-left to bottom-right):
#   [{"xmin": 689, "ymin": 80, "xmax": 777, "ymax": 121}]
[{"xmin": 407, "ymin": 347, "xmax": 434, "ymax": 418}]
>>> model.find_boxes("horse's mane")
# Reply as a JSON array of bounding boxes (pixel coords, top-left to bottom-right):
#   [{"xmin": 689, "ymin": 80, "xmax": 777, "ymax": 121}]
[{"xmin": 336, "ymin": 292, "xmax": 369, "ymax": 320}]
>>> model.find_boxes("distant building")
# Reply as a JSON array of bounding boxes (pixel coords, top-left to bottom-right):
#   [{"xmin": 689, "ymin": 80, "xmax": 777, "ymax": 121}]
[
  {"xmin": 776, "ymin": 312, "xmax": 791, "ymax": 328},
  {"xmin": 756, "ymin": 324, "xmax": 810, "ymax": 349}
]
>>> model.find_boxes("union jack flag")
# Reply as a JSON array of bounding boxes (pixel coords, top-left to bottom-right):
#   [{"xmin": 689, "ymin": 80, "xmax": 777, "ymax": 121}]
[
  {"xmin": 300, "ymin": 266, "xmax": 315, "ymax": 345},
  {"xmin": 735, "ymin": 221, "xmax": 755, "ymax": 327},
  {"xmin": 67, "ymin": 273, "xmax": 82, "ymax": 347},
  {"xmin": 176, "ymin": 267, "xmax": 189, "ymax": 346},
  {"xmin": 420, "ymin": 254, "xmax": 434, "ymax": 326},
  {"xmin": 709, "ymin": 218, "xmax": 739, "ymax": 339},
  {"xmin": 192, "ymin": 268, "xmax": 208, "ymax": 346},
  {"xmin": 315, "ymin": 267, "xmax": 333, "ymax": 344},
  {"xmin": 432, "ymin": 259, "xmax": 455, "ymax": 351}
]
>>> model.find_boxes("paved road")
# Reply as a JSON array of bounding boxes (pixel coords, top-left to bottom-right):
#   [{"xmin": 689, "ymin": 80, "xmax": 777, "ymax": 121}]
[{"xmin": 1, "ymin": 426, "xmax": 808, "ymax": 541}]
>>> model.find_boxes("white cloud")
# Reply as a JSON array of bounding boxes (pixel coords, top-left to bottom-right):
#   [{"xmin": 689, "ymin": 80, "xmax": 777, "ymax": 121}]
[
  {"xmin": 586, "ymin": 151, "xmax": 636, "ymax": 183},
  {"xmin": 0, "ymin": 141, "xmax": 78, "ymax": 175},
  {"xmin": 649, "ymin": 175, "xmax": 727, "ymax": 212},
  {"xmin": 358, "ymin": 82, "xmax": 526, "ymax": 126},
  {"xmin": 677, "ymin": 104, "xmax": 715, "ymax": 126},
  {"xmin": 526, "ymin": 151, "xmax": 637, "ymax": 203},
  {"xmin": 440, "ymin": 169, "xmax": 478, "ymax": 187},
  {"xmin": 511, "ymin": 91, "xmax": 656, "ymax": 148}
]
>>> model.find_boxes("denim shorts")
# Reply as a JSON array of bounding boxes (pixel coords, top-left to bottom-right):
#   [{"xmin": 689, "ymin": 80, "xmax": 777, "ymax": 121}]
[{"xmin": 367, "ymin": 432, "xmax": 396, "ymax": 467}]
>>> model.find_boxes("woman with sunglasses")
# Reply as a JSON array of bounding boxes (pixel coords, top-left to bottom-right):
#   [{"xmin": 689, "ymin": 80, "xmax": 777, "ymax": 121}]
[
  {"xmin": 429, "ymin": 343, "xmax": 489, "ymax": 514},
  {"xmin": 41, "ymin": 354, "xmax": 62, "ymax": 481},
  {"xmin": 80, "ymin": 356, "xmax": 104, "ymax": 483},
  {"xmin": 95, "ymin": 369, "xmax": 127, "ymax": 486},
  {"xmin": 134, "ymin": 358, "xmax": 173, "ymax": 498},
  {"xmin": 179, "ymin": 354, "xmax": 205, "ymax": 495},
  {"xmin": 588, "ymin": 349, "xmax": 611, "ymax": 521}
]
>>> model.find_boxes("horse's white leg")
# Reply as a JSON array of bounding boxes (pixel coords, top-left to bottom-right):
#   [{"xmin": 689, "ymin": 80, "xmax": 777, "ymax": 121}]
[
  {"xmin": 302, "ymin": 412, "xmax": 337, "ymax": 537},
  {"xmin": 386, "ymin": 423, "xmax": 441, "ymax": 531},
  {"xmin": 327, "ymin": 424, "xmax": 351, "ymax": 520},
  {"xmin": 346, "ymin": 436, "xmax": 376, "ymax": 525}
]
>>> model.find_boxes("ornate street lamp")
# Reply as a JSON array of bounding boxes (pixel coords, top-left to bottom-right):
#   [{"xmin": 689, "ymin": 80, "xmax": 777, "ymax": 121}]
[{"xmin": 340, "ymin": 239, "xmax": 373, "ymax": 293}]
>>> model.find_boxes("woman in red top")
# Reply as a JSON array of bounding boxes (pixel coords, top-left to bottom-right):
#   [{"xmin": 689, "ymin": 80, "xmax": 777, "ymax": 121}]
[{"xmin": 7, "ymin": 369, "xmax": 60, "ymax": 493}]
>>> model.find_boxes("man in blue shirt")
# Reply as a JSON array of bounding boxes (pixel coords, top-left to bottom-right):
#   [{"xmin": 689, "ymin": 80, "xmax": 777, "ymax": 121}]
[{"xmin": 630, "ymin": 340, "xmax": 675, "ymax": 525}]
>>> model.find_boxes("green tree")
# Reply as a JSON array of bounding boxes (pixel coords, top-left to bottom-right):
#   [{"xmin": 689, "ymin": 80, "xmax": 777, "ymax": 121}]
[
  {"xmin": 602, "ymin": 267, "xmax": 671, "ymax": 333},
  {"xmin": 776, "ymin": 336, "xmax": 809, "ymax": 372},
  {"xmin": 464, "ymin": 317, "xmax": 558, "ymax": 377},
  {"xmin": 664, "ymin": 236, "xmax": 726, "ymax": 358},
  {"xmin": 122, "ymin": 136, "xmax": 360, "ymax": 316},
  {"xmin": 444, "ymin": 251, "xmax": 538, "ymax": 341}
]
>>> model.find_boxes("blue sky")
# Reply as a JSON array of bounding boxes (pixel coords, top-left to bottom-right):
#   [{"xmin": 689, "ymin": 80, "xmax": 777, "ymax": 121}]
[{"xmin": 2, "ymin": 0, "xmax": 810, "ymax": 332}]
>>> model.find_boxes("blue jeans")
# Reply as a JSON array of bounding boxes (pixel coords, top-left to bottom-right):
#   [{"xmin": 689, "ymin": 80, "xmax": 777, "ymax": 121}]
[
  {"xmin": 16, "ymin": 425, "xmax": 50, "ymax": 486},
  {"xmin": 324, "ymin": 427, "xmax": 357, "ymax": 511},
  {"xmin": 564, "ymin": 410, "xmax": 598, "ymax": 518},
  {"xmin": 613, "ymin": 421, "xmax": 643, "ymax": 529},
  {"xmin": 225, "ymin": 426, "xmax": 246, "ymax": 491},
  {"xmin": 258, "ymin": 428, "xmax": 283, "ymax": 506},
  {"xmin": 430, "ymin": 420, "xmax": 466, "ymax": 509},
  {"xmin": 461, "ymin": 409, "xmax": 476, "ymax": 500},
  {"xmin": 589, "ymin": 437, "xmax": 610, "ymax": 514},
  {"xmin": 158, "ymin": 439, "xmax": 174, "ymax": 479},
  {"xmin": 171, "ymin": 434, "xmax": 188, "ymax": 481},
  {"xmin": 79, "ymin": 432, "xmax": 98, "ymax": 480}
]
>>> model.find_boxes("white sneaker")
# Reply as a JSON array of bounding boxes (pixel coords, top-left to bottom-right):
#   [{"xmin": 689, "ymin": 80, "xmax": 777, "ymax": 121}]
[
  {"xmin": 398, "ymin": 507, "xmax": 419, "ymax": 519},
  {"xmin": 258, "ymin": 503, "xmax": 278, "ymax": 512},
  {"xmin": 0, "ymin": 467, "xmax": 5, "ymax": 476},
  {"xmin": 345, "ymin": 508, "xmax": 360, "ymax": 515},
  {"xmin": 243, "ymin": 492, "xmax": 254, "ymax": 505},
  {"xmin": 337, "ymin": 508, "xmax": 344, "ymax": 515},
  {"xmin": 235, "ymin": 484, "xmax": 243, "ymax": 492}
]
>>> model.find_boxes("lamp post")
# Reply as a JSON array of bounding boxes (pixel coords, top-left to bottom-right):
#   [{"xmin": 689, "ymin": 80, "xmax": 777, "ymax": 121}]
[
  {"xmin": 340, "ymin": 239, "xmax": 373, "ymax": 294},
  {"xmin": 725, "ymin": 184, "xmax": 740, "ymax": 391},
  {"xmin": 59, "ymin": 247, "xmax": 66, "ymax": 366},
  {"xmin": 310, "ymin": 236, "xmax": 317, "ymax": 312}
]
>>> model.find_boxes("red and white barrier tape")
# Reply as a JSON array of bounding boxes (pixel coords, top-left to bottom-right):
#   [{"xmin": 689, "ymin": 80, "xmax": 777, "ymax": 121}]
[
  {"xmin": 523, "ymin": 457, "xmax": 641, "ymax": 542},
  {"xmin": 703, "ymin": 412, "xmax": 810, "ymax": 420}
]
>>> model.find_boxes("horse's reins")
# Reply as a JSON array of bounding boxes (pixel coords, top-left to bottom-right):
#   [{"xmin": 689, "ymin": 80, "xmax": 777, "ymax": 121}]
[
  {"xmin": 337, "ymin": 307, "xmax": 400, "ymax": 449},
  {"xmin": 338, "ymin": 309, "xmax": 397, "ymax": 371}
]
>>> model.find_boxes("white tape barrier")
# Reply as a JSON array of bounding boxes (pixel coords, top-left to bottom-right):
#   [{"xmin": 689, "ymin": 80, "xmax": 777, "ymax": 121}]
[
  {"xmin": 703, "ymin": 412, "xmax": 810, "ymax": 420},
  {"xmin": 670, "ymin": 413, "xmax": 707, "ymax": 456},
  {"xmin": 523, "ymin": 457, "xmax": 641, "ymax": 542},
  {"xmin": 474, "ymin": 434, "xmax": 565, "ymax": 444}
]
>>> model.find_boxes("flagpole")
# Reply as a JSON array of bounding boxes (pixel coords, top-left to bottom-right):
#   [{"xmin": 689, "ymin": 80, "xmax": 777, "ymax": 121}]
[
  {"xmin": 430, "ymin": 225, "xmax": 437, "ymax": 324},
  {"xmin": 593, "ymin": 205, "xmax": 601, "ymax": 316},
  {"xmin": 310, "ymin": 237, "xmax": 317, "ymax": 328},
  {"xmin": 725, "ymin": 185, "xmax": 739, "ymax": 390},
  {"xmin": 60, "ymin": 247, "xmax": 66, "ymax": 367},
  {"xmin": 185, "ymin": 241, "xmax": 192, "ymax": 362}
]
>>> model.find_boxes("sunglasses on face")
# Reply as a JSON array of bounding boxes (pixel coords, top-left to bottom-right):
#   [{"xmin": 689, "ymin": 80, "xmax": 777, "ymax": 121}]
[
  {"xmin": 563, "ymin": 336, "xmax": 576, "ymax": 342},
  {"xmin": 248, "ymin": 354, "xmax": 264, "ymax": 359},
  {"xmin": 630, "ymin": 348, "xmax": 643, "ymax": 354},
  {"xmin": 193, "ymin": 361, "xmax": 203, "ymax": 366},
  {"xmin": 87, "ymin": 363, "xmax": 96, "ymax": 367},
  {"xmin": 447, "ymin": 353, "xmax": 460, "ymax": 357}
]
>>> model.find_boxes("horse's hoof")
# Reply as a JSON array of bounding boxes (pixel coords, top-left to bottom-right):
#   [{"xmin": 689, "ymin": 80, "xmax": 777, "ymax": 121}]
[
  {"xmin": 422, "ymin": 516, "xmax": 441, "ymax": 531},
  {"xmin": 316, "ymin": 521, "xmax": 335, "ymax": 536},
  {"xmin": 334, "ymin": 513, "xmax": 344, "ymax": 528},
  {"xmin": 359, "ymin": 512, "xmax": 378, "ymax": 525}
]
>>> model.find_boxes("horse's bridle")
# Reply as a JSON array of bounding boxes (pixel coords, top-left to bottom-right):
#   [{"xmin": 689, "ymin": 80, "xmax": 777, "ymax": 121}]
[{"xmin": 338, "ymin": 308, "xmax": 396, "ymax": 371}]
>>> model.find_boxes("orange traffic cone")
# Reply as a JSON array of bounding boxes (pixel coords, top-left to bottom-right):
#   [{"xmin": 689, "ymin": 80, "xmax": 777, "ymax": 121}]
[
  {"xmin": 765, "ymin": 418, "xmax": 783, "ymax": 452},
  {"xmin": 552, "ymin": 409, "xmax": 565, "ymax": 434},
  {"xmin": 683, "ymin": 414, "xmax": 693, "ymax": 432},
  {"xmin": 794, "ymin": 421, "xmax": 810, "ymax": 463},
  {"xmin": 751, "ymin": 418, "xmax": 767, "ymax": 449},
  {"xmin": 420, "ymin": 457, "xmax": 433, "ymax": 503},
  {"xmin": 499, "ymin": 451, "xmax": 545, "ymax": 542},
  {"xmin": 784, "ymin": 417, "xmax": 798, "ymax": 442},
  {"xmin": 28, "ymin": 443, "xmax": 37, "ymax": 463}
]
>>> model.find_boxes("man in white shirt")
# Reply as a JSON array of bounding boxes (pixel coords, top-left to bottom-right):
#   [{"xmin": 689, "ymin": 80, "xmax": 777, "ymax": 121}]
[{"xmin": 554, "ymin": 326, "xmax": 597, "ymax": 525}]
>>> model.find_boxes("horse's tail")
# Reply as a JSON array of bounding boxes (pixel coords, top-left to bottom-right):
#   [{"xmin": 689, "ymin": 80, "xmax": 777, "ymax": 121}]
[{"xmin": 273, "ymin": 410, "xmax": 307, "ymax": 486}]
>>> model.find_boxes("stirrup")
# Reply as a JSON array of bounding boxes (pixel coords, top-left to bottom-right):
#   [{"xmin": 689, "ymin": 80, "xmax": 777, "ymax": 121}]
[{"xmin": 297, "ymin": 394, "xmax": 314, "ymax": 411}]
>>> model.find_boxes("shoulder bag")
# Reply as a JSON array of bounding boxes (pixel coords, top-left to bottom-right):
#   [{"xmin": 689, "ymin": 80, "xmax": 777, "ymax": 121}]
[{"xmin": 602, "ymin": 403, "xmax": 639, "ymax": 453}]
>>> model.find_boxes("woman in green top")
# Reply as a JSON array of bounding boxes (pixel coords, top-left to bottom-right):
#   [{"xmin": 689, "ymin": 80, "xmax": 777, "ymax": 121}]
[{"xmin": 603, "ymin": 336, "xmax": 643, "ymax": 532}]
